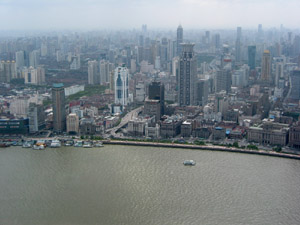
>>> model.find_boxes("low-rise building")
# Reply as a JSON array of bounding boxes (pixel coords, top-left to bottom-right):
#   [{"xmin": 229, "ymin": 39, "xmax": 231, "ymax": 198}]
[
  {"xmin": 247, "ymin": 122, "xmax": 289, "ymax": 146},
  {"xmin": 289, "ymin": 125, "xmax": 300, "ymax": 149},
  {"xmin": 160, "ymin": 116, "xmax": 182, "ymax": 138},
  {"xmin": 212, "ymin": 127, "xmax": 226, "ymax": 140}
]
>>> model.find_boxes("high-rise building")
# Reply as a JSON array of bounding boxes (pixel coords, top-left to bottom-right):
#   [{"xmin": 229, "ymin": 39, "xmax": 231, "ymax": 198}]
[
  {"xmin": 16, "ymin": 51, "xmax": 25, "ymax": 69},
  {"xmin": 70, "ymin": 54, "xmax": 80, "ymax": 70},
  {"xmin": 261, "ymin": 50, "xmax": 271, "ymax": 82},
  {"xmin": 196, "ymin": 79, "xmax": 209, "ymax": 106},
  {"xmin": 178, "ymin": 43, "xmax": 197, "ymax": 106},
  {"xmin": 235, "ymin": 27, "xmax": 242, "ymax": 63},
  {"xmin": 214, "ymin": 34, "xmax": 221, "ymax": 50},
  {"xmin": 67, "ymin": 113, "xmax": 79, "ymax": 134},
  {"xmin": 290, "ymin": 70, "xmax": 300, "ymax": 100},
  {"xmin": 29, "ymin": 50, "xmax": 40, "ymax": 68},
  {"xmin": 176, "ymin": 25, "xmax": 183, "ymax": 56},
  {"xmin": 248, "ymin": 46, "xmax": 256, "ymax": 70},
  {"xmin": 24, "ymin": 66, "xmax": 45, "ymax": 85},
  {"xmin": 216, "ymin": 66, "xmax": 232, "ymax": 93},
  {"xmin": 88, "ymin": 60, "xmax": 99, "ymax": 85},
  {"xmin": 28, "ymin": 103, "xmax": 45, "ymax": 133},
  {"xmin": 100, "ymin": 60, "xmax": 114, "ymax": 85},
  {"xmin": 52, "ymin": 83, "xmax": 66, "ymax": 133},
  {"xmin": 0, "ymin": 60, "xmax": 16, "ymax": 82},
  {"xmin": 146, "ymin": 81, "xmax": 165, "ymax": 119},
  {"xmin": 114, "ymin": 65, "xmax": 129, "ymax": 106}
]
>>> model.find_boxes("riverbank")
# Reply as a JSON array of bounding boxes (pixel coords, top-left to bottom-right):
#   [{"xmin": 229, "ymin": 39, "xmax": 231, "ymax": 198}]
[{"xmin": 102, "ymin": 140, "xmax": 300, "ymax": 160}]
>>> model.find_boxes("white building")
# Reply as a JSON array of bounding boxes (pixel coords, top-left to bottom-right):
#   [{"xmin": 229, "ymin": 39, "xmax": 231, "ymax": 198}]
[
  {"xmin": 114, "ymin": 65, "xmax": 129, "ymax": 106},
  {"xmin": 64, "ymin": 85, "xmax": 84, "ymax": 96}
]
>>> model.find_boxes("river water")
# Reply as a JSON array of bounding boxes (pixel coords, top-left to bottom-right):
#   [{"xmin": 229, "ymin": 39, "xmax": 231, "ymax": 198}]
[{"xmin": 1, "ymin": 145, "xmax": 300, "ymax": 225}]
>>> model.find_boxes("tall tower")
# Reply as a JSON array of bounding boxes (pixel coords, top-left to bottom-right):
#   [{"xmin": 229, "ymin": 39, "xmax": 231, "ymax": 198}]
[
  {"xmin": 114, "ymin": 65, "xmax": 129, "ymax": 106},
  {"xmin": 248, "ymin": 46, "xmax": 256, "ymax": 70},
  {"xmin": 261, "ymin": 50, "xmax": 271, "ymax": 82},
  {"xmin": 178, "ymin": 43, "xmax": 197, "ymax": 106},
  {"xmin": 176, "ymin": 25, "xmax": 183, "ymax": 56},
  {"xmin": 52, "ymin": 83, "xmax": 66, "ymax": 133},
  {"xmin": 235, "ymin": 27, "xmax": 242, "ymax": 63}
]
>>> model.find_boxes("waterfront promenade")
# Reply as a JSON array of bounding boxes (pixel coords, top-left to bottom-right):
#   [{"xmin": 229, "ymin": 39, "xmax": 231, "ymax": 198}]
[{"xmin": 102, "ymin": 140, "xmax": 300, "ymax": 160}]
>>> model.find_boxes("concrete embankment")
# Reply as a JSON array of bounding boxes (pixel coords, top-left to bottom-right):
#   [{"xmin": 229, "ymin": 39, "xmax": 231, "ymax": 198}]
[{"xmin": 102, "ymin": 140, "xmax": 300, "ymax": 160}]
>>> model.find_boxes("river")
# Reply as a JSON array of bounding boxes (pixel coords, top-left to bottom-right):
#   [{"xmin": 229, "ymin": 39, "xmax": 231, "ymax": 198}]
[{"xmin": 1, "ymin": 145, "xmax": 300, "ymax": 225}]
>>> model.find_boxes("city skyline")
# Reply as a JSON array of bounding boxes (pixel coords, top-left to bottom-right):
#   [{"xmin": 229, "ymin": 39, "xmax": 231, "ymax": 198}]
[{"xmin": 1, "ymin": 0, "xmax": 300, "ymax": 30}]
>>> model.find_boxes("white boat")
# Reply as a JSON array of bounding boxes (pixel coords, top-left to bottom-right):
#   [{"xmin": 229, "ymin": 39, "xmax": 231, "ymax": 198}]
[
  {"xmin": 94, "ymin": 142, "xmax": 104, "ymax": 147},
  {"xmin": 83, "ymin": 142, "xmax": 93, "ymax": 148},
  {"xmin": 22, "ymin": 142, "xmax": 32, "ymax": 148},
  {"xmin": 183, "ymin": 160, "xmax": 196, "ymax": 166},
  {"xmin": 50, "ymin": 140, "xmax": 61, "ymax": 148},
  {"xmin": 33, "ymin": 144, "xmax": 45, "ymax": 150},
  {"xmin": 74, "ymin": 141, "xmax": 83, "ymax": 147}
]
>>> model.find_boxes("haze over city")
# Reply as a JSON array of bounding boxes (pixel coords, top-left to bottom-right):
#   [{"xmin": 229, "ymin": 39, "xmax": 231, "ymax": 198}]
[{"xmin": 1, "ymin": 0, "xmax": 300, "ymax": 30}]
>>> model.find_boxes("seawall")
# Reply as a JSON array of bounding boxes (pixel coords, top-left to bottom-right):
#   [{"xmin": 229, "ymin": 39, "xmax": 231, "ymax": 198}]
[{"xmin": 102, "ymin": 140, "xmax": 300, "ymax": 160}]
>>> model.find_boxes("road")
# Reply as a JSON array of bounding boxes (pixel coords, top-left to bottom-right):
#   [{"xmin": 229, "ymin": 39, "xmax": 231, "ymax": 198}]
[{"xmin": 105, "ymin": 106, "xmax": 143, "ymax": 138}]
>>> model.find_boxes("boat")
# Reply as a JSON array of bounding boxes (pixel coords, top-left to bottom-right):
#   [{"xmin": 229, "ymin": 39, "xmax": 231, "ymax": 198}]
[
  {"xmin": 36, "ymin": 140, "xmax": 46, "ymax": 147},
  {"xmin": 0, "ymin": 142, "xmax": 9, "ymax": 148},
  {"xmin": 32, "ymin": 144, "xmax": 45, "ymax": 150},
  {"xmin": 64, "ymin": 140, "xmax": 74, "ymax": 146},
  {"xmin": 22, "ymin": 142, "xmax": 32, "ymax": 148},
  {"xmin": 94, "ymin": 142, "xmax": 104, "ymax": 147},
  {"xmin": 183, "ymin": 160, "xmax": 196, "ymax": 166},
  {"xmin": 74, "ymin": 141, "xmax": 83, "ymax": 147},
  {"xmin": 50, "ymin": 140, "xmax": 61, "ymax": 148},
  {"xmin": 83, "ymin": 142, "xmax": 93, "ymax": 148}
]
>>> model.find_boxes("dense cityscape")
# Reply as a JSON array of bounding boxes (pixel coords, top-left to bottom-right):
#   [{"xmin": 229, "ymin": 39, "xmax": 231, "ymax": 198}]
[{"xmin": 0, "ymin": 24, "xmax": 300, "ymax": 153}]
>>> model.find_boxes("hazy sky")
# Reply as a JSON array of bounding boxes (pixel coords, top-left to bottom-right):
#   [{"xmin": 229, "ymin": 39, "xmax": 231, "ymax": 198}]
[{"xmin": 1, "ymin": 0, "xmax": 300, "ymax": 30}]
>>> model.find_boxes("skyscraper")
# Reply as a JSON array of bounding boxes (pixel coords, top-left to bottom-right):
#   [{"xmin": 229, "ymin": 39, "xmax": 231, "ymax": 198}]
[
  {"xmin": 178, "ymin": 43, "xmax": 197, "ymax": 106},
  {"xmin": 176, "ymin": 25, "xmax": 183, "ymax": 56},
  {"xmin": 235, "ymin": 27, "xmax": 242, "ymax": 63},
  {"xmin": 261, "ymin": 50, "xmax": 271, "ymax": 82},
  {"xmin": 114, "ymin": 65, "xmax": 129, "ymax": 106},
  {"xmin": 290, "ymin": 70, "xmax": 300, "ymax": 100},
  {"xmin": 52, "ymin": 83, "xmax": 66, "ymax": 133},
  {"xmin": 248, "ymin": 46, "xmax": 256, "ymax": 70}
]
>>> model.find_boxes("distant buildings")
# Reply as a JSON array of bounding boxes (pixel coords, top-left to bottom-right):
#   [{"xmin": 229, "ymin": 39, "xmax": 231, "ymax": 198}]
[
  {"xmin": 114, "ymin": 65, "xmax": 129, "ymax": 106},
  {"xmin": 52, "ymin": 83, "xmax": 66, "ymax": 133}
]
